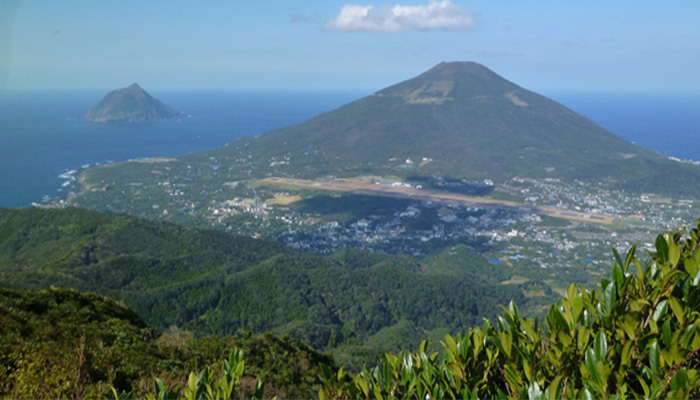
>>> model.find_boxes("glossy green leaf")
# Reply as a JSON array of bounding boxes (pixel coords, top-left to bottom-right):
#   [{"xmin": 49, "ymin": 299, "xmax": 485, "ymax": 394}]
[
  {"xmin": 577, "ymin": 326, "xmax": 591, "ymax": 351},
  {"xmin": 548, "ymin": 305, "xmax": 569, "ymax": 332},
  {"xmin": 604, "ymin": 282, "xmax": 617, "ymax": 315},
  {"xmin": 585, "ymin": 348, "xmax": 601, "ymax": 384},
  {"xmin": 523, "ymin": 358, "xmax": 532, "ymax": 381},
  {"xmin": 596, "ymin": 361, "xmax": 611, "ymax": 391},
  {"xmin": 522, "ymin": 319, "xmax": 538, "ymax": 342},
  {"xmin": 649, "ymin": 340, "xmax": 660, "ymax": 374},
  {"xmin": 612, "ymin": 262, "xmax": 624, "ymax": 291},
  {"xmin": 653, "ymin": 300, "xmax": 668, "ymax": 322},
  {"xmin": 636, "ymin": 373, "xmax": 651, "ymax": 398},
  {"xmin": 655, "ymin": 234, "xmax": 669, "ymax": 264},
  {"xmin": 668, "ymin": 297, "xmax": 685, "ymax": 325},
  {"xmin": 497, "ymin": 331, "xmax": 513, "ymax": 358},
  {"xmin": 444, "ymin": 334, "xmax": 457, "ymax": 354},
  {"xmin": 689, "ymin": 246, "xmax": 700, "ymax": 275},
  {"xmin": 650, "ymin": 381, "xmax": 666, "ymax": 400},
  {"xmin": 503, "ymin": 364, "xmax": 522, "ymax": 390},
  {"xmin": 662, "ymin": 319, "xmax": 672, "ymax": 348},
  {"xmin": 671, "ymin": 368, "xmax": 688, "ymax": 391},
  {"xmin": 419, "ymin": 340, "xmax": 429, "ymax": 353},
  {"xmin": 546, "ymin": 376, "xmax": 563, "ymax": 400},
  {"xmin": 597, "ymin": 303, "xmax": 610, "ymax": 326},
  {"xmin": 634, "ymin": 257, "xmax": 646, "ymax": 283},
  {"xmin": 649, "ymin": 319, "xmax": 659, "ymax": 334},
  {"xmin": 509, "ymin": 300, "xmax": 520, "ymax": 321},
  {"xmin": 624, "ymin": 244, "xmax": 637, "ymax": 273},
  {"xmin": 621, "ymin": 314, "xmax": 639, "ymax": 340},
  {"xmin": 567, "ymin": 282, "xmax": 578, "ymax": 301},
  {"xmin": 621, "ymin": 340, "xmax": 633, "ymax": 365},
  {"xmin": 594, "ymin": 331, "xmax": 608, "ymax": 361},
  {"xmin": 612, "ymin": 246, "xmax": 623, "ymax": 269},
  {"xmin": 667, "ymin": 234, "xmax": 681, "ymax": 267},
  {"xmin": 685, "ymin": 255, "xmax": 699, "ymax": 277}
]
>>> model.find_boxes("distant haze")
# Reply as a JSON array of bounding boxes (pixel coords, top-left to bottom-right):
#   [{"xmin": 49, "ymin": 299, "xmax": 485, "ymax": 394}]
[
  {"xmin": 0, "ymin": 0, "xmax": 20, "ymax": 88},
  {"xmin": 3, "ymin": 1, "xmax": 700, "ymax": 92}
]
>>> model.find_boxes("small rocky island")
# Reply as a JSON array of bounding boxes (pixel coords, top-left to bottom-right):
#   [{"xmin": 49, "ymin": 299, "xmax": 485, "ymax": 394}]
[{"xmin": 84, "ymin": 83, "xmax": 185, "ymax": 123}]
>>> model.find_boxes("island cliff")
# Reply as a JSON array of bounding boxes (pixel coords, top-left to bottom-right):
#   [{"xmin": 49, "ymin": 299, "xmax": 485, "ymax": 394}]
[{"xmin": 84, "ymin": 83, "xmax": 185, "ymax": 123}]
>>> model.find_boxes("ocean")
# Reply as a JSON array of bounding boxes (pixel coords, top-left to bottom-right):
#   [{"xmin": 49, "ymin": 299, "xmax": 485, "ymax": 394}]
[
  {"xmin": 545, "ymin": 91, "xmax": 700, "ymax": 162},
  {"xmin": 0, "ymin": 90, "xmax": 698, "ymax": 207},
  {"xmin": 0, "ymin": 89, "xmax": 366, "ymax": 207}
]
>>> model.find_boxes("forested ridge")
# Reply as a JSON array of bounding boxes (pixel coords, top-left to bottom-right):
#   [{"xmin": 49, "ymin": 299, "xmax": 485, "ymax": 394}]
[
  {"xmin": 0, "ymin": 287, "xmax": 330, "ymax": 398},
  {"xmin": 4, "ymin": 212, "xmax": 700, "ymax": 398},
  {"xmin": 0, "ymin": 207, "xmax": 543, "ymax": 364}
]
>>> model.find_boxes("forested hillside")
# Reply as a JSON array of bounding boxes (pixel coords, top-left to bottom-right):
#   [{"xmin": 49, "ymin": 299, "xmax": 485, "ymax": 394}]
[
  {"xmin": 8, "ymin": 219, "xmax": 700, "ymax": 399},
  {"xmin": 0, "ymin": 287, "xmax": 330, "ymax": 398},
  {"xmin": 318, "ymin": 222, "xmax": 700, "ymax": 399},
  {"xmin": 0, "ymin": 207, "xmax": 548, "ymax": 364}
]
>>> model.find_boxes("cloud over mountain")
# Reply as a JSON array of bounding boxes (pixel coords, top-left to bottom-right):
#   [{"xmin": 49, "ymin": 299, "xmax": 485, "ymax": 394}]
[{"xmin": 324, "ymin": 0, "xmax": 475, "ymax": 32}]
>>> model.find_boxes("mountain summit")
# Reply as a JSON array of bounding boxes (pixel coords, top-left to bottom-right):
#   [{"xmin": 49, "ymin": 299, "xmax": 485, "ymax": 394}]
[
  {"xmin": 218, "ymin": 61, "xmax": 698, "ymax": 192},
  {"xmin": 84, "ymin": 83, "xmax": 185, "ymax": 123},
  {"xmin": 377, "ymin": 61, "xmax": 524, "ymax": 102}
]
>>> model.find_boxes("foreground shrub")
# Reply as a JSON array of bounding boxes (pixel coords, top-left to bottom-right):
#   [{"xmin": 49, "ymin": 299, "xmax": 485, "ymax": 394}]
[
  {"xmin": 319, "ymin": 222, "xmax": 700, "ymax": 399},
  {"xmin": 106, "ymin": 349, "xmax": 265, "ymax": 400}
]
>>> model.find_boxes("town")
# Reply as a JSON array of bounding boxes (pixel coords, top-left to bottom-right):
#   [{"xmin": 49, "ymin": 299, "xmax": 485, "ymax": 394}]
[
  {"xmin": 55, "ymin": 152, "xmax": 700, "ymax": 293},
  {"xmin": 196, "ymin": 174, "xmax": 700, "ymax": 291}
]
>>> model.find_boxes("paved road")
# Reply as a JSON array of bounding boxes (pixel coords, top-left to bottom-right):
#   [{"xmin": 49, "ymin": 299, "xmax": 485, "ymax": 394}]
[{"xmin": 261, "ymin": 177, "xmax": 616, "ymax": 225}]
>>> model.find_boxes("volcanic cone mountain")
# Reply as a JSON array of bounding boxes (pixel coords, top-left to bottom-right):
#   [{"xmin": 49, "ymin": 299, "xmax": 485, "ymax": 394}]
[
  {"xmin": 222, "ymin": 62, "xmax": 699, "ymax": 193},
  {"xmin": 84, "ymin": 83, "xmax": 185, "ymax": 123}
]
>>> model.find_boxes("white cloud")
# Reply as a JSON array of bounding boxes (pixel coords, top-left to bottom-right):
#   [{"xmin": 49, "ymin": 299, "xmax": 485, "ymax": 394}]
[{"xmin": 324, "ymin": 0, "xmax": 476, "ymax": 32}]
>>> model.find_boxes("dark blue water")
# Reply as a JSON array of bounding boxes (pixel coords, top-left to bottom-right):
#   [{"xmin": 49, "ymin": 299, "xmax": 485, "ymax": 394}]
[
  {"xmin": 546, "ymin": 92, "xmax": 700, "ymax": 161},
  {"xmin": 0, "ymin": 90, "xmax": 698, "ymax": 207},
  {"xmin": 0, "ymin": 90, "xmax": 367, "ymax": 207}
]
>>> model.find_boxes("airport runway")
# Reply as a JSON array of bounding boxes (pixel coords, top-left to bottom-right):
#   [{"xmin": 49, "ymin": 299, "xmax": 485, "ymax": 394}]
[{"xmin": 261, "ymin": 177, "xmax": 616, "ymax": 225}]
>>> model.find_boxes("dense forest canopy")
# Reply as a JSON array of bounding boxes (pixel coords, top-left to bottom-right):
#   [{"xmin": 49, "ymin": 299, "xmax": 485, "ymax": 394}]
[
  {"xmin": 0, "ymin": 207, "xmax": 551, "ymax": 366},
  {"xmin": 4, "ymin": 216, "xmax": 700, "ymax": 398}
]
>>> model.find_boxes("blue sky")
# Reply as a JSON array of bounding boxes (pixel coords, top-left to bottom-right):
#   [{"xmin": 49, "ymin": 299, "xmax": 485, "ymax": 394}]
[{"xmin": 1, "ymin": 0, "xmax": 698, "ymax": 92}]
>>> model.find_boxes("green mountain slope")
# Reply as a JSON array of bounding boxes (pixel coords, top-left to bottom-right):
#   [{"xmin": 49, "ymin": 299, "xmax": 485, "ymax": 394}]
[
  {"xmin": 84, "ymin": 83, "xmax": 185, "ymax": 123},
  {"xmin": 0, "ymin": 207, "xmax": 544, "ymax": 356},
  {"xmin": 206, "ymin": 61, "xmax": 700, "ymax": 193}
]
